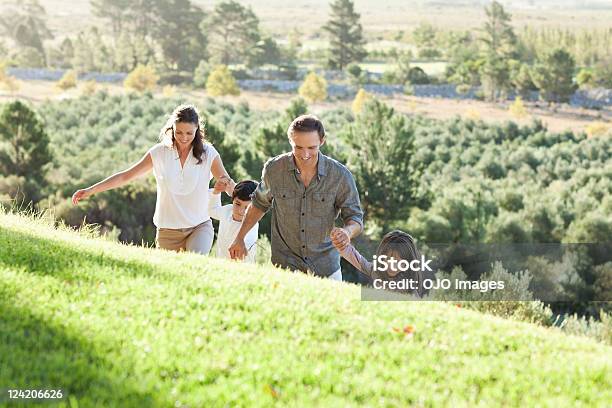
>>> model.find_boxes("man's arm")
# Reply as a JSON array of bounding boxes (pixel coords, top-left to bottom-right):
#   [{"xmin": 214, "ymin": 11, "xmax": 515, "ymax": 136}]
[{"xmin": 331, "ymin": 169, "xmax": 364, "ymax": 250}]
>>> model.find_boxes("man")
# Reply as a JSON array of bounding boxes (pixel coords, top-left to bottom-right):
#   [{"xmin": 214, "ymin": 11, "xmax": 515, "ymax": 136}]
[{"xmin": 229, "ymin": 114, "xmax": 363, "ymax": 280}]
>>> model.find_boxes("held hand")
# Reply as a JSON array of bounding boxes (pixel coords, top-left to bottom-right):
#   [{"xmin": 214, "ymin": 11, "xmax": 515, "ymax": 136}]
[
  {"xmin": 72, "ymin": 188, "xmax": 92, "ymax": 205},
  {"xmin": 224, "ymin": 178, "xmax": 236, "ymax": 196},
  {"xmin": 213, "ymin": 178, "xmax": 228, "ymax": 194},
  {"xmin": 330, "ymin": 227, "xmax": 351, "ymax": 251},
  {"xmin": 229, "ymin": 238, "xmax": 247, "ymax": 260}
]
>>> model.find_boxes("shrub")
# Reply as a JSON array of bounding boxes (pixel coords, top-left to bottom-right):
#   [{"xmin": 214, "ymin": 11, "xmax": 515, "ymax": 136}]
[
  {"xmin": 124, "ymin": 65, "xmax": 159, "ymax": 92},
  {"xmin": 298, "ymin": 72, "xmax": 327, "ymax": 103},
  {"xmin": 351, "ymin": 88, "xmax": 373, "ymax": 116},
  {"xmin": 509, "ymin": 97, "xmax": 528, "ymax": 119},
  {"xmin": 206, "ymin": 65, "xmax": 240, "ymax": 97},
  {"xmin": 56, "ymin": 70, "xmax": 78, "ymax": 91}
]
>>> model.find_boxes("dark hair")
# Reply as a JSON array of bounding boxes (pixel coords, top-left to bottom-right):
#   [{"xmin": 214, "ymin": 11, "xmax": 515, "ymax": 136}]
[
  {"xmin": 377, "ymin": 230, "xmax": 426, "ymax": 296},
  {"xmin": 287, "ymin": 114, "xmax": 325, "ymax": 140},
  {"xmin": 232, "ymin": 180, "xmax": 258, "ymax": 201},
  {"xmin": 159, "ymin": 104, "xmax": 207, "ymax": 164}
]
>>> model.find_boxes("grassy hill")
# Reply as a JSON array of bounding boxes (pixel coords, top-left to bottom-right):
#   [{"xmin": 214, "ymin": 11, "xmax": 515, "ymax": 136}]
[{"xmin": 0, "ymin": 210, "xmax": 611, "ymax": 407}]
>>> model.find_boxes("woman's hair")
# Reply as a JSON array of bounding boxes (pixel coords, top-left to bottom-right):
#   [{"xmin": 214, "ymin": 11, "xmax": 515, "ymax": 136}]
[
  {"xmin": 159, "ymin": 104, "xmax": 207, "ymax": 164},
  {"xmin": 376, "ymin": 230, "xmax": 426, "ymax": 296}
]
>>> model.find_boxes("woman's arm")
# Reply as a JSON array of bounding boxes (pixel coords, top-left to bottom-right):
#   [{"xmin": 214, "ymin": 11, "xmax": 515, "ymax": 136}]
[
  {"xmin": 210, "ymin": 155, "xmax": 236, "ymax": 195},
  {"xmin": 72, "ymin": 152, "xmax": 153, "ymax": 205}
]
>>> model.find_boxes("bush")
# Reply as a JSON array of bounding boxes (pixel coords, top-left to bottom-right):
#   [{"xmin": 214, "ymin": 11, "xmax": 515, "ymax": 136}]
[
  {"xmin": 56, "ymin": 70, "xmax": 78, "ymax": 91},
  {"xmin": 206, "ymin": 65, "xmax": 240, "ymax": 97},
  {"xmin": 124, "ymin": 65, "xmax": 159, "ymax": 92},
  {"xmin": 193, "ymin": 60, "xmax": 211, "ymax": 88},
  {"xmin": 351, "ymin": 88, "xmax": 373, "ymax": 116},
  {"xmin": 429, "ymin": 262, "xmax": 554, "ymax": 325},
  {"xmin": 509, "ymin": 97, "xmax": 528, "ymax": 119},
  {"xmin": 298, "ymin": 72, "xmax": 327, "ymax": 103},
  {"xmin": 80, "ymin": 80, "xmax": 97, "ymax": 96}
]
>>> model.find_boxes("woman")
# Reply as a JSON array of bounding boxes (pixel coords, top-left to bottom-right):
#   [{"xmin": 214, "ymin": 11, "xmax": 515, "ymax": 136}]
[{"xmin": 72, "ymin": 104, "xmax": 235, "ymax": 254}]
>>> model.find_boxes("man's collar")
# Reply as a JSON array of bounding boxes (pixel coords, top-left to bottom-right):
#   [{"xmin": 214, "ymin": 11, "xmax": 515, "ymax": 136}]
[{"xmin": 287, "ymin": 152, "xmax": 327, "ymax": 176}]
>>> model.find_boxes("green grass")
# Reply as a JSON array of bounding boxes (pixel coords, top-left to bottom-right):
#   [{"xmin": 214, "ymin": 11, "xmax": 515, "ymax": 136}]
[{"xmin": 0, "ymin": 211, "xmax": 611, "ymax": 407}]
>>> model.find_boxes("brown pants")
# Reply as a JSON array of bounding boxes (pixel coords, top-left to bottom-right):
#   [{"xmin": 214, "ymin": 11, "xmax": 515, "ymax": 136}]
[{"xmin": 156, "ymin": 220, "xmax": 214, "ymax": 255}]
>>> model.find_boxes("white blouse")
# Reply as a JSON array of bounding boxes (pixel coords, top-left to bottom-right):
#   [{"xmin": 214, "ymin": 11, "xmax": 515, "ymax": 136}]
[{"xmin": 148, "ymin": 142, "xmax": 219, "ymax": 228}]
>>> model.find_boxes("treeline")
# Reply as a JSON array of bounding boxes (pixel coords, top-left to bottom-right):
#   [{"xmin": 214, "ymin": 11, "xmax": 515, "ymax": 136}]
[
  {"xmin": 0, "ymin": 0, "xmax": 365, "ymax": 80},
  {"xmin": 2, "ymin": 0, "xmax": 609, "ymax": 103}
]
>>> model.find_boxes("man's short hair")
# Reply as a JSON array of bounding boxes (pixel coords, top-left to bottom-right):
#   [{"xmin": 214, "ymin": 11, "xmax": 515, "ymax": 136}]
[
  {"xmin": 232, "ymin": 180, "xmax": 258, "ymax": 201},
  {"xmin": 287, "ymin": 114, "xmax": 325, "ymax": 140}
]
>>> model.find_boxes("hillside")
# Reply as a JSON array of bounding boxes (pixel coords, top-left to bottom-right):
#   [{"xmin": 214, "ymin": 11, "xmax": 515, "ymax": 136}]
[{"xmin": 0, "ymin": 210, "xmax": 610, "ymax": 407}]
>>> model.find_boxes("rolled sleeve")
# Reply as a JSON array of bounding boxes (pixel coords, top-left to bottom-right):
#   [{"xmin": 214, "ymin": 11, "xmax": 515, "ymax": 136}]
[
  {"xmin": 336, "ymin": 170, "xmax": 364, "ymax": 228},
  {"xmin": 251, "ymin": 163, "xmax": 274, "ymax": 213}
]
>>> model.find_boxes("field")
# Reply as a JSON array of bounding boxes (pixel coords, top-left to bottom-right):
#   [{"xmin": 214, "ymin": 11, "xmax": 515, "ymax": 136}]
[
  {"xmin": 1, "ymin": 209, "xmax": 611, "ymax": 406},
  {"xmin": 1, "ymin": 80, "xmax": 609, "ymax": 135}
]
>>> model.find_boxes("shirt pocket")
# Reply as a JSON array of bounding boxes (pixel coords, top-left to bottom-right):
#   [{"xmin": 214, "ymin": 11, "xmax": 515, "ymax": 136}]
[{"xmin": 274, "ymin": 188, "xmax": 299, "ymax": 218}]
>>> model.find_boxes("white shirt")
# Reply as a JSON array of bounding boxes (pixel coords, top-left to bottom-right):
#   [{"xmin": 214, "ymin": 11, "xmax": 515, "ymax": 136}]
[
  {"xmin": 208, "ymin": 190, "xmax": 258, "ymax": 263},
  {"xmin": 148, "ymin": 142, "xmax": 219, "ymax": 228}
]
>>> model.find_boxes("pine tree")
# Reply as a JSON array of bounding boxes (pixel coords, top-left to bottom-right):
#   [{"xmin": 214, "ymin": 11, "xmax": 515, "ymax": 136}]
[
  {"xmin": 0, "ymin": 100, "xmax": 52, "ymax": 203},
  {"xmin": 479, "ymin": 1, "xmax": 517, "ymax": 101},
  {"xmin": 531, "ymin": 48, "xmax": 577, "ymax": 103},
  {"xmin": 323, "ymin": 0, "xmax": 367, "ymax": 70}
]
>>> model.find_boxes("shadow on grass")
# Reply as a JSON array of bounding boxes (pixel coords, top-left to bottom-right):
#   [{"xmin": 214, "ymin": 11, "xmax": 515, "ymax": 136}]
[
  {"xmin": 0, "ymin": 226, "xmax": 184, "ymax": 283},
  {"xmin": 0, "ymin": 294, "xmax": 164, "ymax": 407}
]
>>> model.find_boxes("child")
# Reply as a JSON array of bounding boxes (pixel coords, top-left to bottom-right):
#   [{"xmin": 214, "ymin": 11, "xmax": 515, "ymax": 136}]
[
  {"xmin": 330, "ymin": 229, "xmax": 429, "ymax": 297},
  {"xmin": 209, "ymin": 179, "xmax": 259, "ymax": 263}
]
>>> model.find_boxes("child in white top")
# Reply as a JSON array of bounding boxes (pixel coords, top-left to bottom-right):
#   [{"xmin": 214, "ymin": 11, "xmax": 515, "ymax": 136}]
[{"xmin": 209, "ymin": 180, "xmax": 259, "ymax": 263}]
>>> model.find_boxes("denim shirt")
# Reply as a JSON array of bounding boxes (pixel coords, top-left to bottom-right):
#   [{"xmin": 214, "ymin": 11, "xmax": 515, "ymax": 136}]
[{"xmin": 252, "ymin": 152, "xmax": 364, "ymax": 277}]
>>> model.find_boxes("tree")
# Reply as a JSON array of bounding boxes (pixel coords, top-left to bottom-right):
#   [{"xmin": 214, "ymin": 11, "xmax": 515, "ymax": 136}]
[
  {"xmin": 480, "ymin": 1, "xmax": 516, "ymax": 59},
  {"xmin": 298, "ymin": 72, "xmax": 327, "ymax": 103},
  {"xmin": 479, "ymin": 1, "xmax": 517, "ymax": 101},
  {"xmin": 339, "ymin": 99, "xmax": 418, "ymax": 229},
  {"xmin": 202, "ymin": 0, "xmax": 261, "ymax": 66},
  {"xmin": 0, "ymin": 100, "xmax": 52, "ymax": 203},
  {"xmin": 323, "ymin": 0, "xmax": 367, "ymax": 70},
  {"xmin": 346, "ymin": 62, "xmax": 369, "ymax": 87},
  {"xmin": 154, "ymin": 0, "xmax": 207, "ymax": 71},
  {"xmin": 70, "ymin": 28, "xmax": 114, "ymax": 73},
  {"xmin": 593, "ymin": 57, "xmax": 612, "ymax": 88},
  {"xmin": 480, "ymin": 56, "xmax": 513, "ymax": 101},
  {"xmin": 0, "ymin": 0, "xmax": 53, "ymax": 54},
  {"xmin": 412, "ymin": 22, "xmax": 441, "ymax": 59},
  {"xmin": 240, "ymin": 97, "xmax": 308, "ymax": 180},
  {"xmin": 12, "ymin": 47, "xmax": 45, "ymax": 68},
  {"xmin": 90, "ymin": 0, "xmax": 130, "ymax": 40},
  {"xmin": 249, "ymin": 36, "xmax": 282, "ymax": 68},
  {"xmin": 576, "ymin": 68, "xmax": 595, "ymax": 89},
  {"xmin": 531, "ymin": 48, "xmax": 577, "ymax": 103},
  {"xmin": 206, "ymin": 65, "xmax": 240, "ymax": 96},
  {"xmin": 194, "ymin": 60, "xmax": 211, "ymax": 88},
  {"xmin": 512, "ymin": 63, "xmax": 536, "ymax": 99},
  {"xmin": 124, "ymin": 65, "xmax": 159, "ymax": 92}
]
